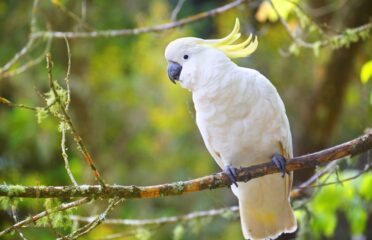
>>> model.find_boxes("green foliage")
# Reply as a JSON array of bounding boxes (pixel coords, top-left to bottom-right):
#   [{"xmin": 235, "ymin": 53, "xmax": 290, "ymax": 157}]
[
  {"xmin": 331, "ymin": 26, "xmax": 371, "ymax": 49},
  {"xmin": 296, "ymin": 171, "xmax": 372, "ymax": 239}
]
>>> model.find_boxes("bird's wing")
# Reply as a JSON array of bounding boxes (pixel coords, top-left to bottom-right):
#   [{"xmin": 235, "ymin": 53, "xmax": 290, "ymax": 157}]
[
  {"xmin": 277, "ymin": 102, "xmax": 294, "ymax": 198},
  {"xmin": 264, "ymin": 76, "xmax": 294, "ymax": 198}
]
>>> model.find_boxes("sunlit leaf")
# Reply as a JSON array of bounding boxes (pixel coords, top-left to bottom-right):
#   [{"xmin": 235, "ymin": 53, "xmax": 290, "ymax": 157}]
[
  {"xmin": 360, "ymin": 173, "xmax": 372, "ymax": 201},
  {"xmin": 255, "ymin": 0, "xmax": 298, "ymax": 23},
  {"xmin": 173, "ymin": 224, "xmax": 185, "ymax": 240},
  {"xmin": 345, "ymin": 205, "xmax": 368, "ymax": 234},
  {"xmin": 360, "ymin": 60, "xmax": 372, "ymax": 84}
]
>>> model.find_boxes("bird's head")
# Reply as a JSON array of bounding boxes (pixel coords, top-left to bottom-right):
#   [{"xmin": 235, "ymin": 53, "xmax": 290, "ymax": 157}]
[{"xmin": 164, "ymin": 18, "xmax": 258, "ymax": 91}]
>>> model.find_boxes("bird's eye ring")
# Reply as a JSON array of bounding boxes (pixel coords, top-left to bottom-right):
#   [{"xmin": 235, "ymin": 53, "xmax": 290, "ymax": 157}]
[{"xmin": 183, "ymin": 55, "xmax": 189, "ymax": 60}]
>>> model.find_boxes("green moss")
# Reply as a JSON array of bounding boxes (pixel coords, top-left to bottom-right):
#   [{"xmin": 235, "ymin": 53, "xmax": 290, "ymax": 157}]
[
  {"xmin": 37, "ymin": 199, "xmax": 74, "ymax": 230},
  {"xmin": 173, "ymin": 182, "xmax": 185, "ymax": 194},
  {"xmin": 0, "ymin": 197, "xmax": 11, "ymax": 210},
  {"xmin": 7, "ymin": 185, "xmax": 26, "ymax": 196}
]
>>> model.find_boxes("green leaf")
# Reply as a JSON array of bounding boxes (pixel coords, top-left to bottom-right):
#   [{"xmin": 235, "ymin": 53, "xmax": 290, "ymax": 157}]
[
  {"xmin": 360, "ymin": 173, "xmax": 372, "ymax": 201},
  {"xmin": 345, "ymin": 206, "xmax": 368, "ymax": 234},
  {"xmin": 173, "ymin": 224, "xmax": 185, "ymax": 240},
  {"xmin": 289, "ymin": 43, "xmax": 300, "ymax": 56},
  {"xmin": 360, "ymin": 60, "xmax": 372, "ymax": 84},
  {"xmin": 311, "ymin": 211, "xmax": 337, "ymax": 238}
]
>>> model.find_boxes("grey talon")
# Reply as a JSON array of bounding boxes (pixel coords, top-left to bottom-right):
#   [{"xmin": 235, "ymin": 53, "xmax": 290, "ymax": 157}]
[
  {"xmin": 224, "ymin": 164, "xmax": 238, "ymax": 187},
  {"xmin": 271, "ymin": 153, "xmax": 287, "ymax": 177}
]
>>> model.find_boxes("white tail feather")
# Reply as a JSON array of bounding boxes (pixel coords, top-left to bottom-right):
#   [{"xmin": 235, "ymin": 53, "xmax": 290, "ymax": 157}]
[{"xmin": 232, "ymin": 173, "xmax": 297, "ymax": 240}]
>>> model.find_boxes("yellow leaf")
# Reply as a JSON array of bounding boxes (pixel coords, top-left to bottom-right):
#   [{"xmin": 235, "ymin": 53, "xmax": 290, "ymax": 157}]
[
  {"xmin": 255, "ymin": 0, "xmax": 298, "ymax": 23},
  {"xmin": 51, "ymin": 0, "xmax": 61, "ymax": 6},
  {"xmin": 360, "ymin": 60, "xmax": 372, "ymax": 84}
]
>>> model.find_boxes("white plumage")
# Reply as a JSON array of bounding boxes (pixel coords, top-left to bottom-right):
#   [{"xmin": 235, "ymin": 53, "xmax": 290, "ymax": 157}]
[{"xmin": 165, "ymin": 22, "xmax": 297, "ymax": 239}]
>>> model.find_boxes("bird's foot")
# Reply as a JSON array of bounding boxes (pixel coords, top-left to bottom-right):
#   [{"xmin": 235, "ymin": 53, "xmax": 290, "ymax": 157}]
[
  {"xmin": 271, "ymin": 153, "xmax": 287, "ymax": 177},
  {"xmin": 224, "ymin": 164, "xmax": 238, "ymax": 187}
]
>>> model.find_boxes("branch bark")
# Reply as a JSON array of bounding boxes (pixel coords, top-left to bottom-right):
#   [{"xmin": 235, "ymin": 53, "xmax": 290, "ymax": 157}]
[{"xmin": 0, "ymin": 131, "xmax": 371, "ymax": 199}]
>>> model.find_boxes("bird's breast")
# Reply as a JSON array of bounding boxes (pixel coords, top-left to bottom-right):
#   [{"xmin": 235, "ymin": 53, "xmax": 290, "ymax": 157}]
[{"xmin": 192, "ymin": 78, "xmax": 283, "ymax": 167}]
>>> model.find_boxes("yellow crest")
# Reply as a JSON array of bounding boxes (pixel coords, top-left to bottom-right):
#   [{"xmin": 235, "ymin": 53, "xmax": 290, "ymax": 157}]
[{"xmin": 201, "ymin": 18, "xmax": 258, "ymax": 59}]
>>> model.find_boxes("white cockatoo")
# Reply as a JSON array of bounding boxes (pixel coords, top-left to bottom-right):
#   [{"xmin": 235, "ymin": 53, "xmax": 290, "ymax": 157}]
[{"xmin": 164, "ymin": 19, "xmax": 297, "ymax": 240}]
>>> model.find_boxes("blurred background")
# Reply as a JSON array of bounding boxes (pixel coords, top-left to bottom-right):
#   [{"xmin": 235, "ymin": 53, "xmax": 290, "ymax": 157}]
[{"xmin": 0, "ymin": 0, "xmax": 371, "ymax": 239}]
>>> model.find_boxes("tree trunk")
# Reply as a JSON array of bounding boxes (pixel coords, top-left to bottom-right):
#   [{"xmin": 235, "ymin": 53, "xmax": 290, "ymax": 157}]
[{"xmin": 295, "ymin": 0, "xmax": 372, "ymax": 183}]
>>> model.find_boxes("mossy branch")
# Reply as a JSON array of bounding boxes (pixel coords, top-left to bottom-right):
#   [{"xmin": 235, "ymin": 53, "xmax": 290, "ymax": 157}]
[{"xmin": 0, "ymin": 131, "xmax": 371, "ymax": 199}]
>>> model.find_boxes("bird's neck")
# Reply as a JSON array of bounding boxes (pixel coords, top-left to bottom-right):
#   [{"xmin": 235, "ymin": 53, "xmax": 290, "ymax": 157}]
[
  {"xmin": 192, "ymin": 60, "xmax": 237, "ymax": 94},
  {"xmin": 192, "ymin": 61, "xmax": 238, "ymax": 102}
]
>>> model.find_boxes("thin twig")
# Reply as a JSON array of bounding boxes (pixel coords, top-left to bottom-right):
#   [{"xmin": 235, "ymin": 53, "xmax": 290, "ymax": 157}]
[
  {"xmin": 0, "ymin": 0, "xmax": 40, "ymax": 78},
  {"xmin": 54, "ymin": 1, "xmax": 93, "ymax": 31},
  {"xmin": 60, "ymin": 198, "xmax": 123, "ymax": 240},
  {"xmin": 46, "ymin": 53, "xmax": 106, "ymax": 187},
  {"xmin": 10, "ymin": 206, "xmax": 28, "ymax": 240},
  {"xmin": 52, "ymin": 0, "xmax": 93, "ymax": 31},
  {"xmin": 30, "ymin": 0, "xmax": 39, "ymax": 33},
  {"xmin": 301, "ymin": 0, "xmax": 349, "ymax": 18},
  {"xmin": 72, "ymin": 205, "xmax": 238, "ymax": 227},
  {"xmin": 61, "ymin": 123, "xmax": 78, "ymax": 186},
  {"xmin": 31, "ymin": 0, "xmax": 245, "ymax": 39},
  {"xmin": 81, "ymin": 0, "xmax": 87, "ymax": 22},
  {"xmin": 269, "ymin": 0, "xmax": 318, "ymax": 48},
  {"xmin": 0, "ymin": 95, "xmax": 58, "ymax": 113},
  {"xmin": 1, "ymin": 131, "xmax": 371, "ymax": 199},
  {"xmin": 63, "ymin": 36, "xmax": 71, "ymax": 110},
  {"xmin": 290, "ymin": 160, "xmax": 338, "ymax": 198},
  {"xmin": 96, "ymin": 227, "xmax": 160, "ymax": 240},
  {"xmin": 0, "ymin": 198, "xmax": 90, "ymax": 237},
  {"xmin": 171, "ymin": 0, "xmax": 187, "ymax": 21},
  {"xmin": 59, "ymin": 37, "xmax": 78, "ymax": 186},
  {"xmin": 0, "ymin": 37, "xmax": 36, "ymax": 76},
  {"xmin": 1, "ymin": 36, "xmax": 52, "ymax": 79},
  {"xmin": 311, "ymin": 161, "xmax": 371, "ymax": 188},
  {"xmin": 0, "ymin": 96, "xmax": 39, "ymax": 111}
]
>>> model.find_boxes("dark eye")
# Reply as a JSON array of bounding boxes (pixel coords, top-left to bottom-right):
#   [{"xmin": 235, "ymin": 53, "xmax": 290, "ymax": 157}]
[{"xmin": 183, "ymin": 55, "xmax": 189, "ymax": 60}]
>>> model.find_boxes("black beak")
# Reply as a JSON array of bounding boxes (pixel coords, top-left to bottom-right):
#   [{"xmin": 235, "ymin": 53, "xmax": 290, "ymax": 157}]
[{"xmin": 167, "ymin": 62, "xmax": 182, "ymax": 84}]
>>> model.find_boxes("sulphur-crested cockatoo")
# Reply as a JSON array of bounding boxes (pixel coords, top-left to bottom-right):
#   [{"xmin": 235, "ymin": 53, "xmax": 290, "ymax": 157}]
[{"xmin": 165, "ymin": 19, "xmax": 297, "ymax": 240}]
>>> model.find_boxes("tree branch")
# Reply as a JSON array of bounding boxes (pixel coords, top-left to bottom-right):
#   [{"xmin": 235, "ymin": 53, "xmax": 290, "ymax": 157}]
[
  {"xmin": 0, "ymin": 131, "xmax": 371, "ymax": 199},
  {"xmin": 269, "ymin": 0, "xmax": 372, "ymax": 50},
  {"xmin": 30, "ymin": 0, "xmax": 245, "ymax": 39},
  {"xmin": 71, "ymin": 205, "xmax": 239, "ymax": 227},
  {"xmin": 46, "ymin": 53, "xmax": 106, "ymax": 187},
  {"xmin": 0, "ymin": 198, "xmax": 90, "ymax": 236},
  {"xmin": 69, "ymin": 160, "xmax": 345, "ymax": 228}
]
